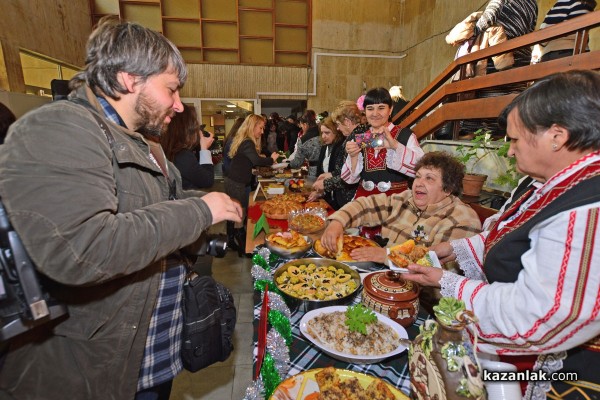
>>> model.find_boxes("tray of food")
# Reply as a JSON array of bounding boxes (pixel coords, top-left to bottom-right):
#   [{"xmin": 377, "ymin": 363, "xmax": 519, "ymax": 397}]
[
  {"xmin": 271, "ymin": 367, "xmax": 407, "ymax": 400},
  {"xmin": 300, "ymin": 304, "xmax": 409, "ymax": 364},
  {"xmin": 255, "ymin": 166, "xmax": 275, "ymax": 178},
  {"xmin": 260, "ymin": 193, "xmax": 306, "ymax": 220},
  {"xmin": 265, "ymin": 230, "xmax": 313, "ymax": 259},
  {"xmin": 313, "ymin": 235, "xmax": 380, "ymax": 261},
  {"xmin": 386, "ymin": 239, "xmax": 442, "ymax": 273},
  {"xmin": 273, "ymin": 258, "xmax": 361, "ymax": 312},
  {"xmin": 288, "ymin": 208, "xmax": 327, "ymax": 234},
  {"xmin": 312, "ymin": 234, "xmax": 387, "ymax": 272}
]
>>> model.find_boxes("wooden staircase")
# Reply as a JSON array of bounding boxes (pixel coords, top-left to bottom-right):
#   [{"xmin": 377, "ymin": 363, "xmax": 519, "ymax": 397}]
[{"xmin": 393, "ymin": 11, "xmax": 600, "ymax": 140}]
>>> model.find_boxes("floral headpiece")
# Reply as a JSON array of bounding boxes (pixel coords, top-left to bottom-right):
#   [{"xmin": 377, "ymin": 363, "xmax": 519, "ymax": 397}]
[{"xmin": 356, "ymin": 95, "xmax": 365, "ymax": 111}]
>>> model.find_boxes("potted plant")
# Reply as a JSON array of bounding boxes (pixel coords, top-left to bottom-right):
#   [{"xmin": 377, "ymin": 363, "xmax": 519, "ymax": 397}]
[{"xmin": 456, "ymin": 129, "xmax": 520, "ymax": 197}]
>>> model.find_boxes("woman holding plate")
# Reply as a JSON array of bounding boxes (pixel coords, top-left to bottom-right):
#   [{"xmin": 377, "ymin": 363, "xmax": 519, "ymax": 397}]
[
  {"xmin": 321, "ymin": 151, "xmax": 482, "ymax": 309},
  {"xmin": 403, "ymin": 71, "xmax": 600, "ymax": 398}
]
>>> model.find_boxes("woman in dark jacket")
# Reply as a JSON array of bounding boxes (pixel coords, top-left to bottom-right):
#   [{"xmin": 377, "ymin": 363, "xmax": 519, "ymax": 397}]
[
  {"xmin": 225, "ymin": 114, "xmax": 278, "ymax": 255},
  {"xmin": 289, "ymin": 110, "xmax": 321, "ymax": 178},
  {"xmin": 161, "ymin": 104, "xmax": 214, "ymax": 190},
  {"xmin": 222, "ymin": 116, "xmax": 244, "ymax": 178},
  {"xmin": 307, "ymin": 117, "xmax": 345, "ymax": 209}
]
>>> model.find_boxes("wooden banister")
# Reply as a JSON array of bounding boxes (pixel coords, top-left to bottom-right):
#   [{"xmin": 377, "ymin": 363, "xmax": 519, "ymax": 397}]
[{"xmin": 394, "ymin": 11, "xmax": 600, "ymax": 140}]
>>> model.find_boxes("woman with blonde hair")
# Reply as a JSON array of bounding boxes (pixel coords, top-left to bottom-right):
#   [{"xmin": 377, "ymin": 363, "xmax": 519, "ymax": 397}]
[{"xmin": 225, "ymin": 114, "xmax": 278, "ymax": 255}]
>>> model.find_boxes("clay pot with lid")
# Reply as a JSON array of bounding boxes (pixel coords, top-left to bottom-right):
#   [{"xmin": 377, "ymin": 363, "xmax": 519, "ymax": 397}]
[{"xmin": 361, "ymin": 271, "xmax": 420, "ymax": 327}]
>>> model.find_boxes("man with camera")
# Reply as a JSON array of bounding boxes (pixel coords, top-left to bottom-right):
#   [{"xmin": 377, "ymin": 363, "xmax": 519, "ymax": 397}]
[{"xmin": 0, "ymin": 17, "xmax": 241, "ymax": 400}]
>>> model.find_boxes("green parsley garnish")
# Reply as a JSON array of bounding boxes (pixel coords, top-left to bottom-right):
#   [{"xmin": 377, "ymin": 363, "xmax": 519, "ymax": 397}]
[{"xmin": 345, "ymin": 304, "xmax": 377, "ymax": 335}]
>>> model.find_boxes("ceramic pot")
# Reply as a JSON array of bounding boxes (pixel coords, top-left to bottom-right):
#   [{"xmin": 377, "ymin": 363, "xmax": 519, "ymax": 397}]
[
  {"xmin": 462, "ymin": 174, "xmax": 487, "ymax": 197},
  {"xmin": 361, "ymin": 271, "xmax": 419, "ymax": 327},
  {"xmin": 409, "ymin": 311, "xmax": 487, "ymax": 400}
]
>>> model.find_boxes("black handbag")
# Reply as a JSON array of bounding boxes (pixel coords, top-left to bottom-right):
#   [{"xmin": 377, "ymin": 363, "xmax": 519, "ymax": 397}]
[{"xmin": 181, "ymin": 271, "xmax": 236, "ymax": 372}]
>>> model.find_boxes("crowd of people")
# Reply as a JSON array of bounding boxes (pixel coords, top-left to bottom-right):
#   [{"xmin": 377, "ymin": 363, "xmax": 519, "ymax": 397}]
[{"xmin": 0, "ymin": 2, "xmax": 599, "ymax": 398}]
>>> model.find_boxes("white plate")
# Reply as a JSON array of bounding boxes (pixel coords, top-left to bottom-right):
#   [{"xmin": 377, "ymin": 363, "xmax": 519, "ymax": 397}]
[
  {"xmin": 388, "ymin": 250, "xmax": 441, "ymax": 273},
  {"xmin": 271, "ymin": 162, "xmax": 289, "ymax": 169},
  {"xmin": 299, "ymin": 305, "xmax": 408, "ymax": 364}
]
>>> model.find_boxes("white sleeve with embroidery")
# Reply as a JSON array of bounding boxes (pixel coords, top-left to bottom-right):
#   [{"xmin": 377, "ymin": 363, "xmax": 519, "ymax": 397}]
[
  {"xmin": 451, "ymin": 233, "xmax": 488, "ymax": 281},
  {"xmin": 341, "ymin": 153, "xmax": 363, "ymax": 184},
  {"xmin": 385, "ymin": 134, "xmax": 424, "ymax": 178},
  {"xmin": 446, "ymin": 205, "xmax": 600, "ymax": 355}
]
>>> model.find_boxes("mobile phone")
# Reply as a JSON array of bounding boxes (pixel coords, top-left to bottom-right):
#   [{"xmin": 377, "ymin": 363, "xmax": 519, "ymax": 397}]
[
  {"xmin": 201, "ymin": 130, "xmax": 211, "ymax": 138},
  {"xmin": 355, "ymin": 132, "xmax": 383, "ymax": 148}
]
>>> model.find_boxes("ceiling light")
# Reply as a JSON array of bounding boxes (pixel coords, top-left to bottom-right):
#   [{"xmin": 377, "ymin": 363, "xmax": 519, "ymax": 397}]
[
  {"xmin": 225, "ymin": 110, "xmax": 234, "ymax": 113},
  {"xmin": 226, "ymin": 104, "xmax": 236, "ymax": 108}
]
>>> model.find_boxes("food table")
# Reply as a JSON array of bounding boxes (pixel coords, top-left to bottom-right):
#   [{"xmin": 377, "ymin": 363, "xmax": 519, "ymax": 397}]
[
  {"xmin": 244, "ymin": 176, "xmax": 322, "ymax": 254},
  {"xmin": 251, "ymin": 246, "xmax": 428, "ymax": 398}
]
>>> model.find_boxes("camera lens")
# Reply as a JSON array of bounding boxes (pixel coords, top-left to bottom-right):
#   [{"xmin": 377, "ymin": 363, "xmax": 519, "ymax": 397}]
[
  {"xmin": 207, "ymin": 235, "xmax": 228, "ymax": 258},
  {"xmin": 183, "ymin": 232, "xmax": 228, "ymax": 258}
]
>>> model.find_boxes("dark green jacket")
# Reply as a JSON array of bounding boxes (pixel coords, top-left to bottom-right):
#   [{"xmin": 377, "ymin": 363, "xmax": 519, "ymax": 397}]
[{"xmin": 0, "ymin": 85, "xmax": 213, "ymax": 400}]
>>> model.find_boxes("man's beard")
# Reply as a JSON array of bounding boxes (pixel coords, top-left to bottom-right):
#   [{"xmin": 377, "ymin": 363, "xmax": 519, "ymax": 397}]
[{"xmin": 134, "ymin": 91, "xmax": 173, "ymax": 138}]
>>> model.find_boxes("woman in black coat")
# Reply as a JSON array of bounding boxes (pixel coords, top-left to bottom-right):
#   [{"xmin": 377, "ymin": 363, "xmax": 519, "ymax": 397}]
[
  {"xmin": 307, "ymin": 117, "xmax": 345, "ymax": 209},
  {"xmin": 225, "ymin": 114, "xmax": 278, "ymax": 255},
  {"xmin": 161, "ymin": 104, "xmax": 215, "ymax": 190}
]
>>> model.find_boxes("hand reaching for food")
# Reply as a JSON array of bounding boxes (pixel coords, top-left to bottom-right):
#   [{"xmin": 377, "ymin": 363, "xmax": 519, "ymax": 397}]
[
  {"xmin": 307, "ymin": 191, "xmax": 321, "ymax": 202},
  {"xmin": 350, "ymin": 246, "xmax": 387, "ymax": 263},
  {"xmin": 320, "ymin": 221, "xmax": 344, "ymax": 253}
]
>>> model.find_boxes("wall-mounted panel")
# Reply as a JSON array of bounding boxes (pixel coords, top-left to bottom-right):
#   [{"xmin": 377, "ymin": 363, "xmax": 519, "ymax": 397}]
[
  {"xmin": 241, "ymin": 39, "xmax": 273, "ymax": 64},
  {"xmin": 239, "ymin": 0, "xmax": 272, "ymax": 8},
  {"xmin": 94, "ymin": 0, "xmax": 119, "ymax": 14},
  {"xmin": 203, "ymin": 23, "xmax": 238, "ymax": 48},
  {"xmin": 162, "ymin": 0, "xmax": 200, "ymax": 17},
  {"xmin": 163, "ymin": 20, "xmax": 201, "ymax": 47},
  {"xmin": 202, "ymin": 0, "xmax": 237, "ymax": 21},
  {"xmin": 88, "ymin": 0, "xmax": 311, "ymax": 67},
  {"xmin": 204, "ymin": 50, "xmax": 238, "ymax": 63},
  {"xmin": 275, "ymin": 27, "xmax": 307, "ymax": 51},
  {"xmin": 275, "ymin": 53, "xmax": 307, "ymax": 65},
  {"xmin": 180, "ymin": 49, "xmax": 203, "ymax": 64},
  {"xmin": 239, "ymin": 11, "xmax": 273, "ymax": 36},
  {"xmin": 275, "ymin": 0, "xmax": 307, "ymax": 25},
  {"xmin": 122, "ymin": 3, "xmax": 162, "ymax": 32}
]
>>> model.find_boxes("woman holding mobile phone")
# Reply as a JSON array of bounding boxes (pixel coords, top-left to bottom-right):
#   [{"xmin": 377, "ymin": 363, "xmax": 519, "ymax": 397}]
[{"xmin": 341, "ymin": 87, "xmax": 424, "ymax": 238}]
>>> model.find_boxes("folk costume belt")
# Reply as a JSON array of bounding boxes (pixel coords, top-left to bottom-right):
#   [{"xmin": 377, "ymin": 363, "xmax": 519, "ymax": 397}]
[{"xmin": 361, "ymin": 180, "xmax": 408, "ymax": 193}]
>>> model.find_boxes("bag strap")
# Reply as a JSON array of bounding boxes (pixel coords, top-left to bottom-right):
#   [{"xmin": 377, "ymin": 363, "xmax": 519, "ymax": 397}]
[{"xmin": 68, "ymin": 97, "xmax": 115, "ymax": 148}]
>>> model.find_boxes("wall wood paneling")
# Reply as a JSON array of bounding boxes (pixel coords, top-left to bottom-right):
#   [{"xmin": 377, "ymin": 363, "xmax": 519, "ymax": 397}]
[{"xmin": 2, "ymin": 0, "xmax": 599, "ymax": 119}]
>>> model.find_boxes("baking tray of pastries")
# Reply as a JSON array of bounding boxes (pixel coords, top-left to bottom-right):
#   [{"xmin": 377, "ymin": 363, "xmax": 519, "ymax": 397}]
[{"xmin": 313, "ymin": 235, "xmax": 387, "ymax": 271}]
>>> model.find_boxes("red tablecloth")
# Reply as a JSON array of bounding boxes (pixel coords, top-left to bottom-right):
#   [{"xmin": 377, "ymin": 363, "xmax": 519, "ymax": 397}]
[{"xmin": 247, "ymin": 203, "xmax": 290, "ymax": 231}]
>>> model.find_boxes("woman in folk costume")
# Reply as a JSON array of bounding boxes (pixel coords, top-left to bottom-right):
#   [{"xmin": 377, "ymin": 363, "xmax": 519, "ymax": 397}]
[
  {"xmin": 341, "ymin": 87, "xmax": 424, "ymax": 238},
  {"xmin": 404, "ymin": 70, "xmax": 600, "ymax": 399}
]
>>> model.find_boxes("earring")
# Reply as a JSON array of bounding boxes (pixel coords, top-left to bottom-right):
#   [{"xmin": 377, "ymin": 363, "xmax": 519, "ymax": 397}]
[{"xmin": 552, "ymin": 143, "xmax": 558, "ymax": 151}]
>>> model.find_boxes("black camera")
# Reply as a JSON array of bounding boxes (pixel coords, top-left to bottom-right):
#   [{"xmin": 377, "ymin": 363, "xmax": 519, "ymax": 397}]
[
  {"xmin": 183, "ymin": 232, "xmax": 228, "ymax": 258},
  {"xmin": 0, "ymin": 199, "xmax": 68, "ymax": 342}
]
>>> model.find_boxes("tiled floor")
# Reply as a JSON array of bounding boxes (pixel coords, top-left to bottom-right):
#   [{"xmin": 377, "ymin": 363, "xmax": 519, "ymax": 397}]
[{"xmin": 170, "ymin": 181, "xmax": 256, "ymax": 400}]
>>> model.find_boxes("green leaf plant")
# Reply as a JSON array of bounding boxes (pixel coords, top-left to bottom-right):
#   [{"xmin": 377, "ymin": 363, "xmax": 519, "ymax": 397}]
[{"xmin": 456, "ymin": 128, "xmax": 521, "ymax": 189}]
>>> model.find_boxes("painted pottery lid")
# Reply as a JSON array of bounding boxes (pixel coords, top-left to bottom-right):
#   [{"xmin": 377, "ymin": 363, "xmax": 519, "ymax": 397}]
[{"xmin": 363, "ymin": 271, "xmax": 419, "ymax": 302}]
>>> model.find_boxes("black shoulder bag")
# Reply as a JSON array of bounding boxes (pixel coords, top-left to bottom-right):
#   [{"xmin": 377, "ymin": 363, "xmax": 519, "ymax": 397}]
[{"xmin": 181, "ymin": 270, "xmax": 236, "ymax": 371}]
